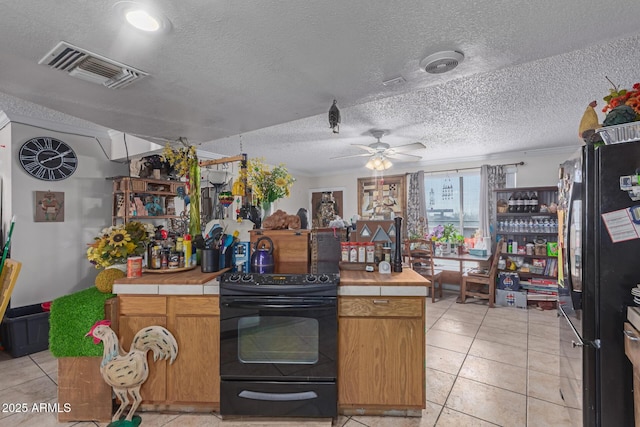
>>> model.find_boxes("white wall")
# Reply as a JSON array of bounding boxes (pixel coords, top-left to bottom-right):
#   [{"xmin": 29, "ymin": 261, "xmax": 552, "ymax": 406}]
[{"xmin": 4, "ymin": 123, "xmax": 127, "ymax": 307}]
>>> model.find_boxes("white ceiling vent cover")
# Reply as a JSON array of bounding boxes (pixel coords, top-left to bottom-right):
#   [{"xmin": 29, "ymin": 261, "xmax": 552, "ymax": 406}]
[
  {"xmin": 420, "ymin": 51, "xmax": 464, "ymax": 74},
  {"xmin": 38, "ymin": 41, "xmax": 148, "ymax": 89}
]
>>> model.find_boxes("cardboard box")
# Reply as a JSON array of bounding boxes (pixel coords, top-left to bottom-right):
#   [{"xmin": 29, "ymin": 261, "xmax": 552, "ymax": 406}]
[
  {"xmin": 497, "ymin": 272, "xmax": 521, "ymax": 291},
  {"xmin": 496, "ymin": 289, "xmax": 527, "ymax": 309}
]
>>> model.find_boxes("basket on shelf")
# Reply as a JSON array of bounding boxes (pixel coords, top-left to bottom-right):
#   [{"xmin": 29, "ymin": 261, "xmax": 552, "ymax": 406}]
[{"xmin": 497, "ymin": 199, "xmax": 508, "ymax": 213}]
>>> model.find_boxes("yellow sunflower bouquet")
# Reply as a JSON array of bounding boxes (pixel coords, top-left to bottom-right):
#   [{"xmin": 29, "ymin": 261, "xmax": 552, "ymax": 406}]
[
  {"xmin": 86, "ymin": 221, "xmax": 155, "ymax": 269},
  {"xmin": 242, "ymin": 158, "xmax": 295, "ymax": 210}
]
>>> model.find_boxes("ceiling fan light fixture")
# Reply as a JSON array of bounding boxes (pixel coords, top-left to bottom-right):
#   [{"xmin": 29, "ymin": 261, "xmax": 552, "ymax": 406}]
[
  {"xmin": 420, "ymin": 50, "xmax": 464, "ymax": 74},
  {"xmin": 365, "ymin": 155, "xmax": 392, "ymax": 171}
]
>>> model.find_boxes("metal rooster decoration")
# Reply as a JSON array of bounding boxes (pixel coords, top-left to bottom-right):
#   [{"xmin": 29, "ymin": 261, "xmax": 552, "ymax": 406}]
[
  {"xmin": 328, "ymin": 99, "xmax": 340, "ymax": 133},
  {"xmin": 86, "ymin": 320, "xmax": 178, "ymax": 426}
]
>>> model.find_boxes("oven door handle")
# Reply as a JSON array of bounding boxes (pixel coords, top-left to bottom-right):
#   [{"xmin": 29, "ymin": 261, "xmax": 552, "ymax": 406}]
[
  {"xmin": 222, "ymin": 298, "xmax": 336, "ymax": 310},
  {"xmin": 239, "ymin": 390, "xmax": 318, "ymax": 401}
]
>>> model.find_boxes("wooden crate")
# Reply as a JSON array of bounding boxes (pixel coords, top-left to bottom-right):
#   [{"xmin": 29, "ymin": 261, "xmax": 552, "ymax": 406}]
[
  {"xmin": 57, "ymin": 357, "xmax": 112, "ymax": 422},
  {"xmin": 249, "ymin": 230, "xmax": 310, "ymax": 273}
]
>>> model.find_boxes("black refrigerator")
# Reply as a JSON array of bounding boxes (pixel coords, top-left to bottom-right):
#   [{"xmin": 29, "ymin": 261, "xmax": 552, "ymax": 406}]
[{"xmin": 558, "ymin": 142, "xmax": 640, "ymax": 426}]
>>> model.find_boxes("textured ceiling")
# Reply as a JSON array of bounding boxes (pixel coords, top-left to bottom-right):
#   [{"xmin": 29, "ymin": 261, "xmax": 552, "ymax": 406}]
[{"xmin": 0, "ymin": 0, "xmax": 639, "ymax": 176}]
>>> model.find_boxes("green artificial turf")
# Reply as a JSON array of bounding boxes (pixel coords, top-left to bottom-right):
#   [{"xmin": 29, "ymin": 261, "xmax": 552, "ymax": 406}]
[{"xmin": 49, "ymin": 287, "xmax": 114, "ymax": 357}]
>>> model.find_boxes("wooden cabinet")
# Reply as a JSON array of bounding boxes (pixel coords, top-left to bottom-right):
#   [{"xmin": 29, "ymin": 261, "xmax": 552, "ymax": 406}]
[
  {"xmin": 249, "ymin": 229, "xmax": 310, "ymax": 273},
  {"xmin": 338, "ymin": 296, "xmax": 425, "ymax": 412},
  {"xmin": 118, "ymin": 295, "xmax": 219, "ymax": 411},
  {"xmin": 111, "ymin": 177, "xmax": 185, "ymax": 225}
]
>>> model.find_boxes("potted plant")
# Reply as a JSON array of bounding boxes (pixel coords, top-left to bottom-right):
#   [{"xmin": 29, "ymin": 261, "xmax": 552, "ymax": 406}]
[{"xmin": 427, "ymin": 224, "xmax": 464, "ymax": 255}]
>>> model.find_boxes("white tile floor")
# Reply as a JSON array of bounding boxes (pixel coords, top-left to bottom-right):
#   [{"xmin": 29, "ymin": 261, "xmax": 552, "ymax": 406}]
[{"xmin": 0, "ymin": 290, "xmax": 580, "ymax": 426}]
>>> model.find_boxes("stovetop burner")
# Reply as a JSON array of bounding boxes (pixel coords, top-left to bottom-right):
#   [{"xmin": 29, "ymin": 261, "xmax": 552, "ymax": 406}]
[
  {"xmin": 219, "ymin": 272, "xmax": 339, "ymax": 297},
  {"xmin": 221, "ymin": 272, "xmax": 339, "ymax": 286}
]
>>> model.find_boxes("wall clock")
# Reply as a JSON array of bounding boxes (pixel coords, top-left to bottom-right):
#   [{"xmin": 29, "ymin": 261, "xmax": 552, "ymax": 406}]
[{"xmin": 18, "ymin": 137, "xmax": 78, "ymax": 181}]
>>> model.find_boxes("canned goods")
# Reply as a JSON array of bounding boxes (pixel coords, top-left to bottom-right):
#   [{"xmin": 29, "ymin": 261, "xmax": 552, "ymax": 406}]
[
  {"xmin": 365, "ymin": 243, "xmax": 375, "ymax": 263},
  {"xmin": 127, "ymin": 256, "xmax": 142, "ymax": 278},
  {"xmin": 168, "ymin": 252, "xmax": 180, "ymax": 269},
  {"xmin": 358, "ymin": 243, "xmax": 366, "ymax": 263},
  {"xmin": 341, "ymin": 242, "xmax": 350, "ymax": 262},
  {"xmin": 349, "ymin": 243, "xmax": 358, "ymax": 263},
  {"xmin": 160, "ymin": 249, "xmax": 169, "ymax": 269}
]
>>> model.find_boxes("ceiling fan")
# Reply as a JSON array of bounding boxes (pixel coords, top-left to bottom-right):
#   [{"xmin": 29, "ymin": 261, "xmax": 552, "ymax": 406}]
[{"xmin": 331, "ymin": 130, "xmax": 426, "ymax": 170}]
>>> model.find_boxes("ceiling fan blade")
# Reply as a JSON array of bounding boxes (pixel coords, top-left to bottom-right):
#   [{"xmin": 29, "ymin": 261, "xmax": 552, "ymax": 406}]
[
  {"xmin": 350, "ymin": 144, "xmax": 378, "ymax": 154},
  {"xmin": 330, "ymin": 152, "xmax": 375, "ymax": 160},
  {"xmin": 385, "ymin": 152, "xmax": 423, "ymax": 161},
  {"xmin": 386, "ymin": 142, "xmax": 426, "ymax": 153}
]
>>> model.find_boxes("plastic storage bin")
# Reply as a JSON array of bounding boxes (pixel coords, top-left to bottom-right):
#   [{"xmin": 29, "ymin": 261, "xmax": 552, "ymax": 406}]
[{"xmin": 1, "ymin": 304, "xmax": 50, "ymax": 357}]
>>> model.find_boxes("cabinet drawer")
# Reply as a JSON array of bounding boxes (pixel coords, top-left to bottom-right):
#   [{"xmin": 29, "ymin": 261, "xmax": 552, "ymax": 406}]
[
  {"xmin": 339, "ymin": 297, "xmax": 423, "ymax": 318},
  {"xmin": 119, "ymin": 296, "xmax": 167, "ymax": 315},
  {"xmin": 170, "ymin": 296, "xmax": 219, "ymax": 316}
]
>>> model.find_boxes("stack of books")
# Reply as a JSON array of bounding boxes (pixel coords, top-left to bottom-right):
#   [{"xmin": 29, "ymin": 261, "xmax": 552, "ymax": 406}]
[{"xmin": 521, "ymin": 278, "xmax": 558, "ymax": 300}]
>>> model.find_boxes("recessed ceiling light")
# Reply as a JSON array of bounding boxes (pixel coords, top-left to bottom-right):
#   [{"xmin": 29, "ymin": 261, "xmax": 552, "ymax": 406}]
[
  {"xmin": 126, "ymin": 9, "xmax": 160, "ymax": 32},
  {"xmin": 114, "ymin": 1, "xmax": 172, "ymax": 34}
]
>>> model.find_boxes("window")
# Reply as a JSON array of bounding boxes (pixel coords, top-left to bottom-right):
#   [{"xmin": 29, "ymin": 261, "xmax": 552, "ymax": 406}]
[
  {"xmin": 424, "ymin": 167, "xmax": 516, "ymax": 239},
  {"xmin": 425, "ymin": 172, "xmax": 480, "ymax": 239}
]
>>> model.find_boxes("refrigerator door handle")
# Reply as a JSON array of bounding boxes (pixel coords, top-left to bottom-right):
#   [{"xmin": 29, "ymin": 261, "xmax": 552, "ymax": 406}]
[
  {"xmin": 560, "ymin": 304, "xmax": 600, "ymax": 349},
  {"xmin": 624, "ymin": 329, "xmax": 640, "ymax": 342}
]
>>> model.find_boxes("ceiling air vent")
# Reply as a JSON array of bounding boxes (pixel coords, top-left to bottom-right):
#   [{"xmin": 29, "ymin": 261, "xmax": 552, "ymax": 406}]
[
  {"xmin": 38, "ymin": 41, "xmax": 148, "ymax": 89},
  {"xmin": 419, "ymin": 51, "xmax": 464, "ymax": 74}
]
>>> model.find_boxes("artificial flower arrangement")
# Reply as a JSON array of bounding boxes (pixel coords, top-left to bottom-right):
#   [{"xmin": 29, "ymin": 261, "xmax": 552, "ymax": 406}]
[
  {"xmin": 426, "ymin": 223, "xmax": 464, "ymax": 244},
  {"xmin": 86, "ymin": 221, "xmax": 155, "ymax": 269},
  {"xmin": 241, "ymin": 158, "xmax": 295, "ymax": 210},
  {"xmin": 161, "ymin": 143, "xmax": 198, "ymax": 177},
  {"xmin": 161, "ymin": 141, "xmax": 200, "ymax": 237},
  {"xmin": 601, "ymin": 79, "xmax": 640, "ymax": 126}
]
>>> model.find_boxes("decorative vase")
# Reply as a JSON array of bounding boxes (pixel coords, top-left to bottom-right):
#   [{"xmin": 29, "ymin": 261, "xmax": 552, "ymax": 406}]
[
  {"xmin": 441, "ymin": 242, "xmax": 451, "ymax": 255},
  {"xmin": 262, "ymin": 201, "xmax": 273, "ymax": 221}
]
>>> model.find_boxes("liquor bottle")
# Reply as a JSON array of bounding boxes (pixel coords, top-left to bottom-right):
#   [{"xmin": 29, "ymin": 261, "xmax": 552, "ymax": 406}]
[
  {"xmin": 522, "ymin": 193, "xmax": 531, "ymax": 212},
  {"xmin": 508, "ymin": 193, "xmax": 516, "ymax": 213},
  {"xmin": 515, "ymin": 192, "xmax": 523, "ymax": 213},
  {"xmin": 530, "ymin": 192, "xmax": 539, "ymax": 213}
]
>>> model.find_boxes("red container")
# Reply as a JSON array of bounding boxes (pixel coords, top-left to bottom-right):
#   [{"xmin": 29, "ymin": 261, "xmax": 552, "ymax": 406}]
[{"xmin": 127, "ymin": 256, "xmax": 143, "ymax": 278}]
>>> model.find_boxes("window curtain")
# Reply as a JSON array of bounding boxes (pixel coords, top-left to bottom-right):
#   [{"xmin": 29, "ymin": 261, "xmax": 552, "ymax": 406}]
[
  {"xmin": 406, "ymin": 171, "xmax": 427, "ymax": 238},
  {"xmin": 479, "ymin": 165, "xmax": 506, "ymax": 240}
]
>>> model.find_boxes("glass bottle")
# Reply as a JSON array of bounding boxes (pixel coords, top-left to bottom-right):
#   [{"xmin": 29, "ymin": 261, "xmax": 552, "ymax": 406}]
[
  {"xmin": 530, "ymin": 192, "xmax": 539, "ymax": 213},
  {"xmin": 508, "ymin": 193, "xmax": 516, "ymax": 213}
]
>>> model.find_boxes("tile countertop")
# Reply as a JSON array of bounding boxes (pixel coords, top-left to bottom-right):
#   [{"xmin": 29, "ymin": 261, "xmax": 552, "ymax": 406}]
[
  {"xmin": 112, "ymin": 266, "xmax": 429, "ymax": 297},
  {"xmin": 338, "ymin": 268, "xmax": 430, "ymax": 297}
]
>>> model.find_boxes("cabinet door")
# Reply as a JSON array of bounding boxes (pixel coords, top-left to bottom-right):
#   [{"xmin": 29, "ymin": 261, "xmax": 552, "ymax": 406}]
[
  {"xmin": 338, "ymin": 297, "xmax": 425, "ymax": 408},
  {"xmin": 118, "ymin": 296, "xmax": 168, "ymax": 403},
  {"xmin": 118, "ymin": 314, "xmax": 168, "ymax": 403},
  {"xmin": 166, "ymin": 296, "xmax": 220, "ymax": 404}
]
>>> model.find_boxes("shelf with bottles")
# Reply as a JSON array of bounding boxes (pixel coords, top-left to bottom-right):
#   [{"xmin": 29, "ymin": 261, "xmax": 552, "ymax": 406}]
[
  {"xmin": 495, "ymin": 186, "xmax": 558, "ymax": 215},
  {"xmin": 496, "ymin": 217, "xmax": 558, "ymax": 235}
]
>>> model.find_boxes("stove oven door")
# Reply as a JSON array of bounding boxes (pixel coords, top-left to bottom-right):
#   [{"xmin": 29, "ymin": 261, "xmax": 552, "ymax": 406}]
[{"xmin": 219, "ymin": 295, "xmax": 337, "ymax": 417}]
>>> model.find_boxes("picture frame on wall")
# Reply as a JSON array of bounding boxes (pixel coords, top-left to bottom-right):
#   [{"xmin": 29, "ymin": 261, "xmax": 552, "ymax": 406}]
[
  {"xmin": 310, "ymin": 188, "xmax": 344, "ymax": 228},
  {"xmin": 357, "ymin": 174, "xmax": 406, "ymax": 220},
  {"xmin": 35, "ymin": 191, "xmax": 64, "ymax": 222}
]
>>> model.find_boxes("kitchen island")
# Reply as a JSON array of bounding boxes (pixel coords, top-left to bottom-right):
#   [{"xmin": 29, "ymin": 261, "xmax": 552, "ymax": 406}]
[
  {"xmin": 338, "ymin": 269, "xmax": 428, "ymax": 416},
  {"xmin": 111, "ymin": 267, "xmax": 429, "ymax": 416}
]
